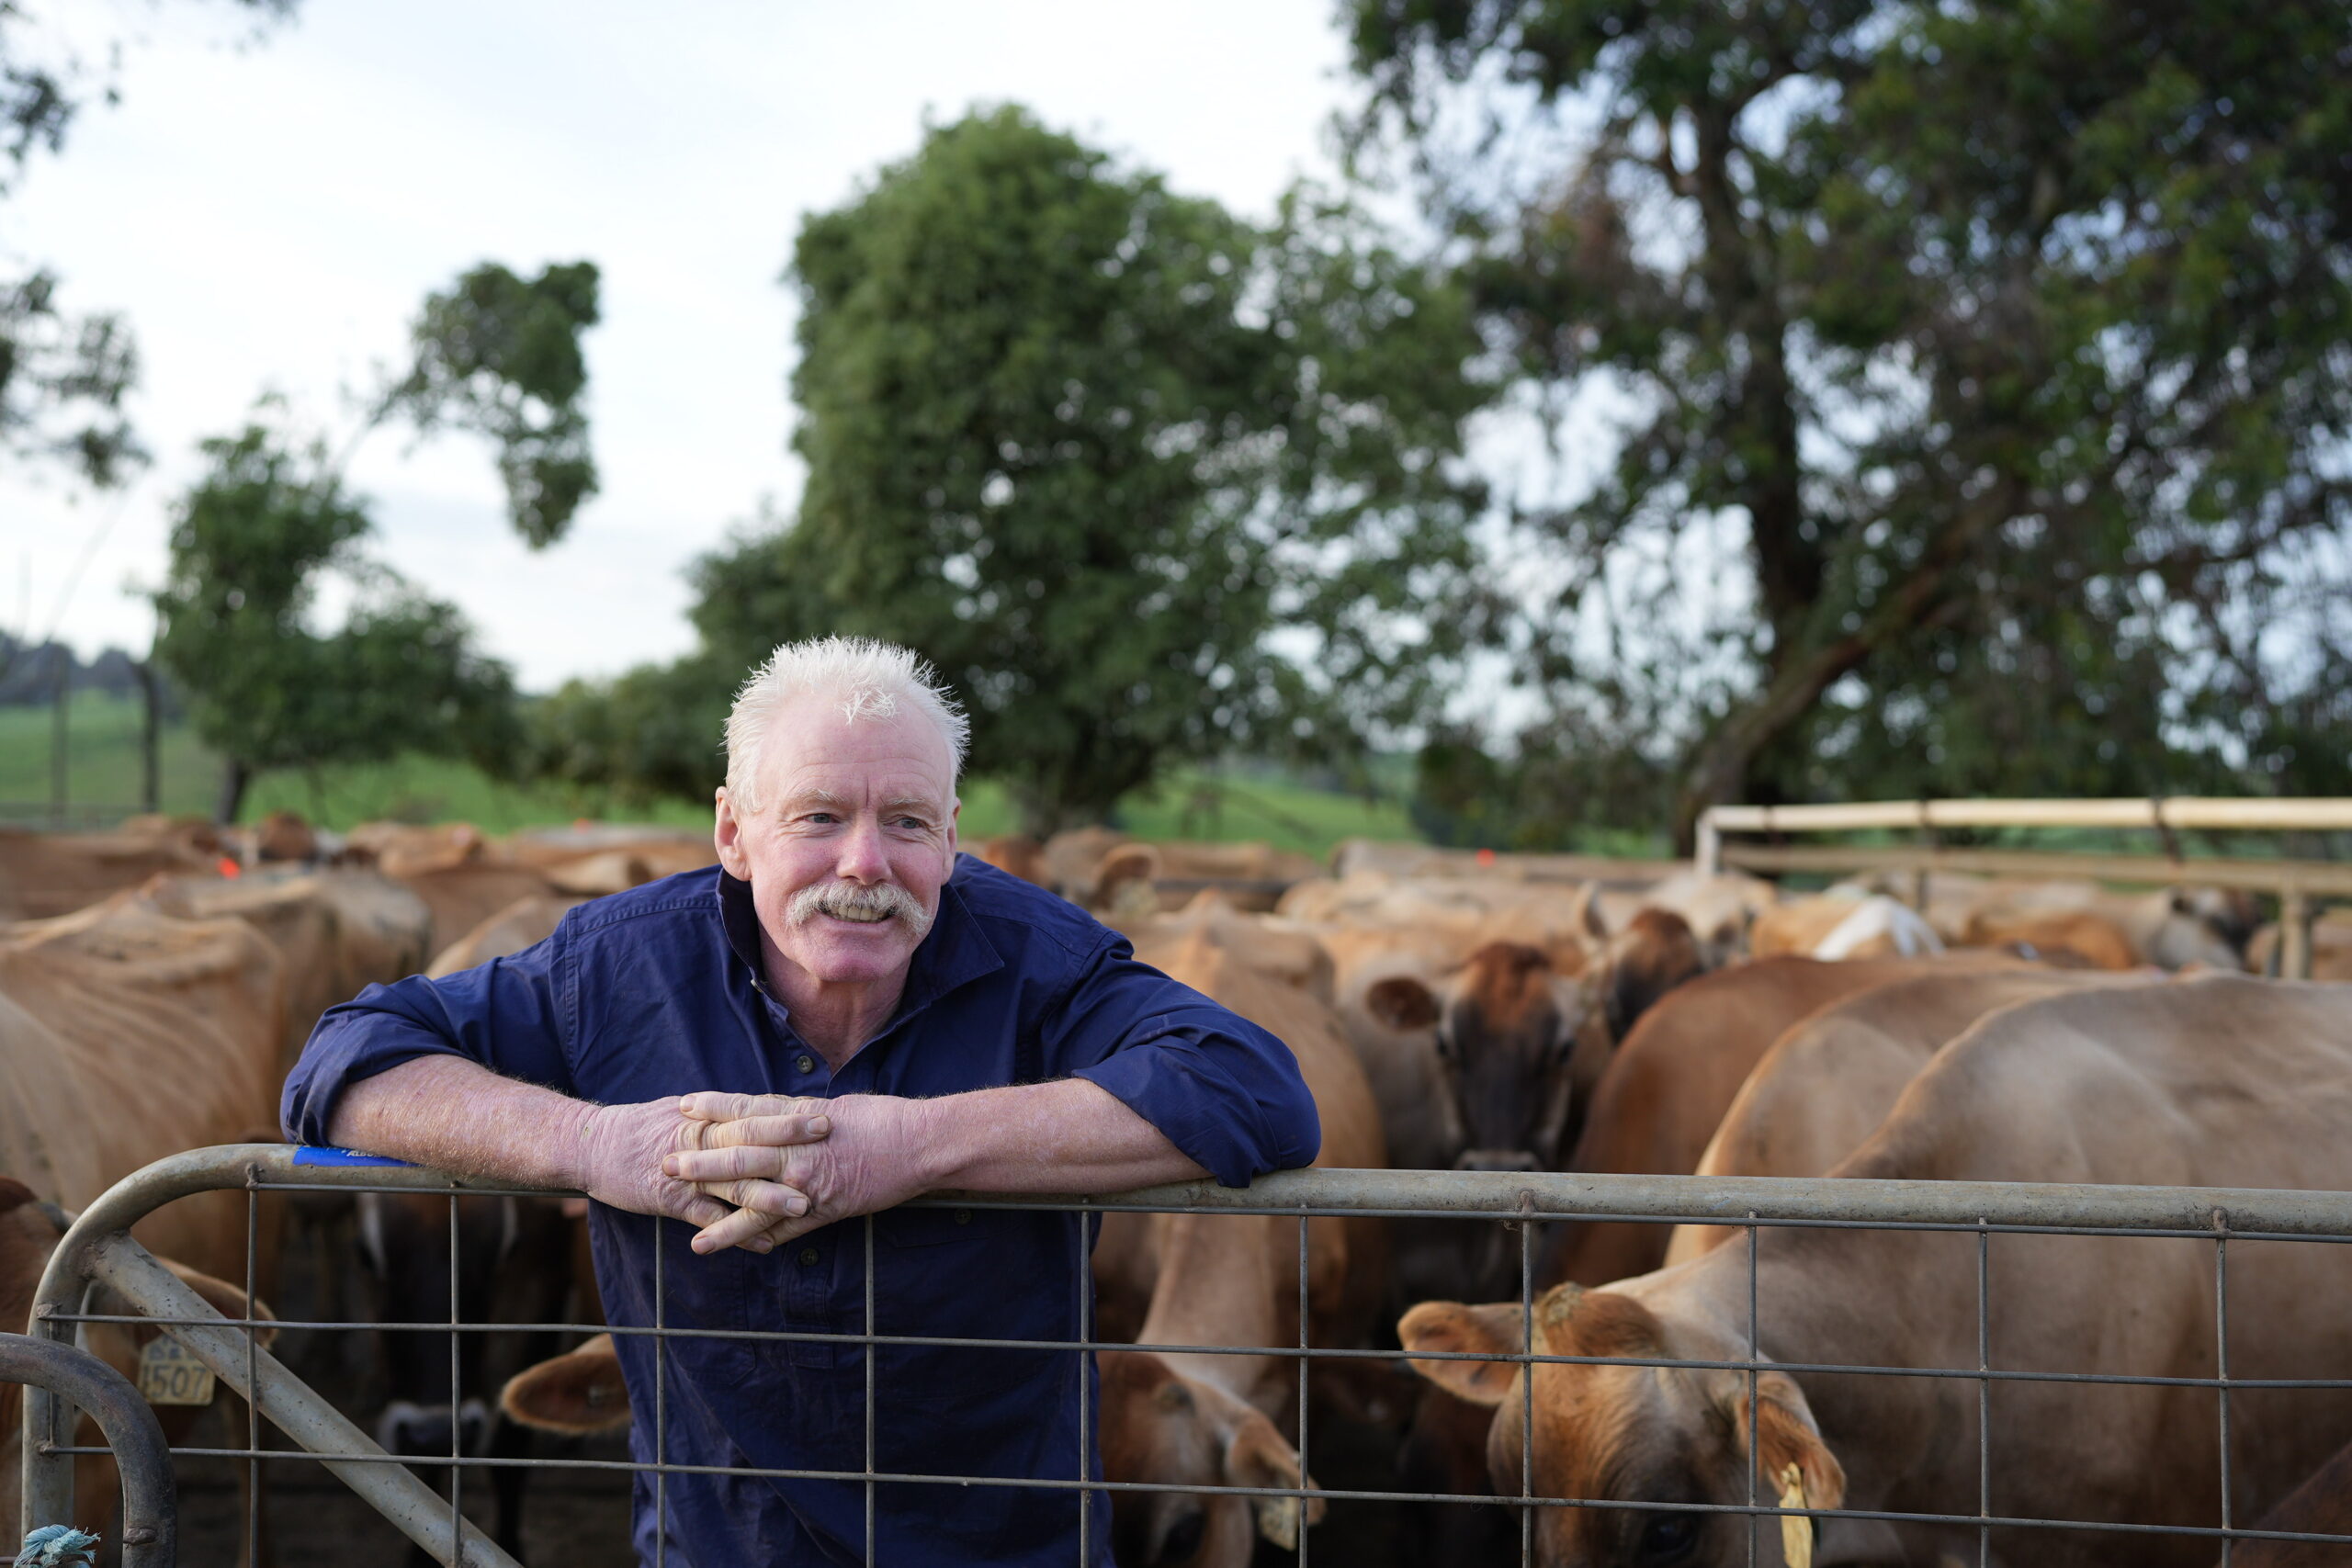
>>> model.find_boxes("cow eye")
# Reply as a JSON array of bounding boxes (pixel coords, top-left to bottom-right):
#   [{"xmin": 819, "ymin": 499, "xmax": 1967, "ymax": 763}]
[
  {"xmin": 1636, "ymin": 1510, "xmax": 1701, "ymax": 1563},
  {"xmin": 1155, "ymin": 1507, "xmax": 1205, "ymax": 1563}
]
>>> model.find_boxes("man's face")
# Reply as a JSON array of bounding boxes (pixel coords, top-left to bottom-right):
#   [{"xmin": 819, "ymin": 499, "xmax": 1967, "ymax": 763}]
[{"xmin": 713, "ymin": 694, "xmax": 960, "ymax": 989}]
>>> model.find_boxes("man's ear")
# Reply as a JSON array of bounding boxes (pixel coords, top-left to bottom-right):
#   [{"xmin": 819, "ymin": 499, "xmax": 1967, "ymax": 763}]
[
  {"xmin": 1724, "ymin": 1369, "xmax": 1846, "ymax": 1516},
  {"xmin": 1398, "ymin": 1300, "xmax": 1525, "ymax": 1406},
  {"xmin": 714, "ymin": 789, "xmax": 752, "ymax": 879}
]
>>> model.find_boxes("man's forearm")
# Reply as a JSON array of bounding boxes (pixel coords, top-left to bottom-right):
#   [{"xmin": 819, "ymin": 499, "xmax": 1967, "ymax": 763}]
[
  {"xmin": 325, "ymin": 1055, "xmax": 595, "ymax": 1188},
  {"xmin": 906, "ymin": 1077, "xmax": 1208, "ymax": 1192}
]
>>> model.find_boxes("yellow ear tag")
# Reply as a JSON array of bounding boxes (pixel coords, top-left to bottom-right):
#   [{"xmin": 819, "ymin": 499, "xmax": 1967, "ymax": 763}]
[{"xmin": 1778, "ymin": 1461, "xmax": 1812, "ymax": 1568}]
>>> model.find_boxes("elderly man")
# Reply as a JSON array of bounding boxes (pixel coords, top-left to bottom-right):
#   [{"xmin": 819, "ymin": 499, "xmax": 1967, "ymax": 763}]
[{"xmin": 281, "ymin": 637, "xmax": 1320, "ymax": 1566}]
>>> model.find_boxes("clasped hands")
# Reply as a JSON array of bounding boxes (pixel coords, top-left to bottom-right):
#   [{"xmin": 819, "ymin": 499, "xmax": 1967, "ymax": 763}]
[{"xmin": 577, "ymin": 1090, "xmax": 930, "ymax": 1256}]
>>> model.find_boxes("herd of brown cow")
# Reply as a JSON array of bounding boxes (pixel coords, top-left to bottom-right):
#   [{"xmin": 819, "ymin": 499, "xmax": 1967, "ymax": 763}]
[{"xmin": 3, "ymin": 813, "xmax": 2351, "ymax": 1566}]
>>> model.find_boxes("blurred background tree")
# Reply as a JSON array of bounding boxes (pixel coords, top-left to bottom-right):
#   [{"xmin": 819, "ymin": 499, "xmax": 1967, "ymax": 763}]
[
  {"xmin": 0, "ymin": 0, "xmax": 296, "ymax": 494},
  {"xmin": 549, "ymin": 106, "xmax": 1489, "ymax": 832},
  {"xmin": 150, "ymin": 419, "xmax": 518, "ymax": 820},
  {"xmin": 1352, "ymin": 0, "xmax": 2352, "ymax": 848}
]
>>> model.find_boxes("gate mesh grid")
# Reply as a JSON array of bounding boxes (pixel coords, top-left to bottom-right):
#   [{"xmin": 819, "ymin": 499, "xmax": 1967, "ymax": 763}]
[{"xmin": 26, "ymin": 1149, "xmax": 2352, "ymax": 1566}]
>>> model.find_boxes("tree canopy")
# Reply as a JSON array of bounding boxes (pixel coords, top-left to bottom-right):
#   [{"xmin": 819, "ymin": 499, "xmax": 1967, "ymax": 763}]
[
  {"xmin": 151, "ymin": 421, "xmax": 517, "ymax": 819},
  {"xmin": 556, "ymin": 106, "xmax": 1487, "ymax": 829},
  {"xmin": 1351, "ymin": 0, "xmax": 2352, "ymax": 846},
  {"xmin": 387, "ymin": 259, "xmax": 603, "ymax": 547},
  {"xmin": 0, "ymin": 1, "xmax": 296, "ymax": 487}
]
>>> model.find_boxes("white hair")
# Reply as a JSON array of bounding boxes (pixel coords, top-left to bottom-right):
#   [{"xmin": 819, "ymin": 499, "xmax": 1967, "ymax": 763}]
[{"xmin": 723, "ymin": 637, "xmax": 969, "ymax": 812}]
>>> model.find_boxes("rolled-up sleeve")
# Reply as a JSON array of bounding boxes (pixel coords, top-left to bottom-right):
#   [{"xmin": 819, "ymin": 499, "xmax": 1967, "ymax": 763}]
[
  {"xmin": 1052, "ymin": 936, "xmax": 1321, "ymax": 1187},
  {"xmin": 279, "ymin": 930, "xmax": 574, "ymax": 1146}
]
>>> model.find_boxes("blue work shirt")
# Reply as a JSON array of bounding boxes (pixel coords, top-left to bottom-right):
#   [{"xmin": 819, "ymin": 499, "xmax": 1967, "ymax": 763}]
[{"xmin": 281, "ymin": 856, "xmax": 1321, "ymax": 1567}]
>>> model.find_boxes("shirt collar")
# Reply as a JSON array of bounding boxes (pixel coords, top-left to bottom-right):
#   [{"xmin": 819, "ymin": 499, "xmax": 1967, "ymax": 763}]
[{"xmin": 716, "ymin": 865, "xmax": 1004, "ymax": 1022}]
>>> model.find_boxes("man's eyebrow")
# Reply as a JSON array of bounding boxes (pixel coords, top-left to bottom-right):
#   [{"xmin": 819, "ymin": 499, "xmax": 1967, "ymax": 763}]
[
  {"xmin": 781, "ymin": 788, "xmax": 850, "ymax": 812},
  {"xmin": 880, "ymin": 795, "xmax": 944, "ymax": 816}
]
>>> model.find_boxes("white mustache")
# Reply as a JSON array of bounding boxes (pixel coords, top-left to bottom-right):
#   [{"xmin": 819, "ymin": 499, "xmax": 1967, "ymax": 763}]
[{"xmin": 786, "ymin": 880, "xmax": 933, "ymax": 940}]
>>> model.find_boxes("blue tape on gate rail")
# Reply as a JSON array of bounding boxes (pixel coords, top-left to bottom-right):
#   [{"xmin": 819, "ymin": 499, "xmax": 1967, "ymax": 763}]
[{"xmin": 292, "ymin": 1146, "xmax": 413, "ymax": 1168}]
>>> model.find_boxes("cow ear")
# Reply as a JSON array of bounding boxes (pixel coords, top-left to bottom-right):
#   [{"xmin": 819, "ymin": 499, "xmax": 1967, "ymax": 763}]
[
  {"xmin": 1726, "ymin": 1370, "xmax": 1846, "ymax": 1517},
  {"xmin": 1398, "ymin": 1300, "xmax": 1524, "ymax": 1407},
  {"xmin": 1218, "ymin": 1401, "xmax": 1325, "ymax": 1548},
  {"xmin": 502, "ymin": 1335, "xmax": 632, "ymax": 1434},
  {"xmin": 0, "ymin": 1177, "xmax": 37, "ymax": 1219},
  {"xmin": 1365, "ymin": 976, "xmax": 1441, "ymax": 1032},
  {"xmin": 1095, "ymin": 844, "xmax": 1160, "ymax": 916}
]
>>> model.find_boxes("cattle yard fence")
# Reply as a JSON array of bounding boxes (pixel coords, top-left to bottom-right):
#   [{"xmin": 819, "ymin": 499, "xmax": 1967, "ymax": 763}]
[
  {"xmin": 1695, "ymin": 795, "xmax": 2352, "ymax": 978},
  {"xmin": 26, "ymin": 1144, "xmax": 2352, "ymax": 1567}
]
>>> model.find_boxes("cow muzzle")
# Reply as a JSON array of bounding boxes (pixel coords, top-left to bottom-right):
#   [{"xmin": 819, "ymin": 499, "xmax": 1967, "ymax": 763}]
[
  {"xmin": 1453, "ymin": 1148, "xmax": 1541, "ymax": 1174},
  {"xmin": 377, "ymin": 1396, "xmax": 494, "ymax": 1457}
]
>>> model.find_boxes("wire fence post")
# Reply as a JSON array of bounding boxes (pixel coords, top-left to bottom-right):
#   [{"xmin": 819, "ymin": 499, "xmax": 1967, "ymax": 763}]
[
  {"xmin": 1977, "ymin": 1221, "xmax": 1990, "ymax": 1568},
  {"xmin": 1747, "ymin": 1216, "xmax": 1759, "ymax": 1568},
  {"xmin": 1520, "ymin": 1192, "xmax": 1534, "ymax": 1568},
  {"xmin": 1297, "ymin": 1202, "xmax": 1310, "ymax": 1568},
  {"xmin": 2216, "ymin": 1214, "xmax": 2233, "ymax": 1566}
]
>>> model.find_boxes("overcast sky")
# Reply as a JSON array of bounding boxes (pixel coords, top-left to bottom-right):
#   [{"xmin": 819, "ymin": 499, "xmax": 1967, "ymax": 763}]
[{"xmin": 2, "ymin": 1, "xmax": 1360, "ymax": 690}]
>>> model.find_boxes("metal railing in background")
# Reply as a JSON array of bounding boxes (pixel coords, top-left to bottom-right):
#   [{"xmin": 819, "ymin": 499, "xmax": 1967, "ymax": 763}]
[
  {"xmin": 0, "ymin": 1331, "xmax": 176, "ymax": 1567},
  {"xmin": 25, "ymin": 1145, "xmax": 2352, "ymax": 1566},
  {"xmin": 1696, "ymin": 796, "xmax": 2352, "ymax": 978}
]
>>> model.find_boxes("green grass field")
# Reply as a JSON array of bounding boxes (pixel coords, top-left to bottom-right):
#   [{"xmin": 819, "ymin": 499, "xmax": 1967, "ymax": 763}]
[{"xmin": 1, "ymin": 693, "xmax": 1422, "ymax": 858}]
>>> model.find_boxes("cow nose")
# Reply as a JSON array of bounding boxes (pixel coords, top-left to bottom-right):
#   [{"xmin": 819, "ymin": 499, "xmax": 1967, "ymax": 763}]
[
  {"xmin": 1454, "ymin": 1148, "xmax": 1541, "ymax": 1173},
  {"xmin": 378, "ymin": 1400, "xmax": 492, "ymax": 1458}
]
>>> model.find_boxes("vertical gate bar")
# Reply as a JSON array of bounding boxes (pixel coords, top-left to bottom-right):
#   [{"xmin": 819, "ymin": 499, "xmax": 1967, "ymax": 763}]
[
  {"xmin": 654, "ymin": 1213, "xmax": 667, "ymax": 1568},
  {"xmin": 1977, "ymin": 1223, "xmax": 1989, "ymax": 1568},
  {"xmin": 1297, "ymin": 1207, "xmax": 1310, "ymax": 1568},
  {"xmin": 1078, "ymin": 1203, "xmax": 1092, "ymax": 1568},
  {"xmin": 246, "ymin": 1179, "xmax": 261, "ymax": 1568},
  {"xmin": 1520, "ymin": 1200, "xmax": 1533, "ymax": 1568},
  {"xmin": 448, "ymin": 1192, "xmax": 461, "ymax": 1561},
  {"xmin": 1747, "ymin": 1217, "xmax": 1758, "ymax": 1568},
  {"xmin": 2217, "ymin": 1224, "xmax": 2233, "ymax": 1565},
  {"xmin": 865, "ymin": 1211, "xmax": 876, "ymax": 1568}
]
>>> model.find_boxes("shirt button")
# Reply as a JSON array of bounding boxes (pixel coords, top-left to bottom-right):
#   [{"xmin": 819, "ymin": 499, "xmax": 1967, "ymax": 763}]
[
  {"xmin": 954, "ymin": 1209, "xmax": 972, "ymax": 1225},
  {"xmin": 795, "ymin": 1055, "xmax": 815, "ymax": 1075},
  {"xmin": 797, "ymin": 1247, "xmax": 820, "ymax": 1267}
]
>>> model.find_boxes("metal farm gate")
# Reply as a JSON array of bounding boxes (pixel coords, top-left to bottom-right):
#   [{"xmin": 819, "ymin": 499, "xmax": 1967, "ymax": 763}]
[{"xmin": 23, "ymin": 1145, "xmax": 2352, "ymax": 1565}]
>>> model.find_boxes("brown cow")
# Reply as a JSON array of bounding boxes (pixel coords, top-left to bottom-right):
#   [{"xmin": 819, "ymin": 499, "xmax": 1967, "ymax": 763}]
[
  {"xmin": 357, "ymin": 827, "xmax": 557, "ymax": 953},
  {"xmin": 1544, "ymin": 953, "xmax": 2012, "ymax": 1288},
  {"xmin": 425, "ymin": 893, "xmax": 585, "ymax": 977},
  {"xmin": 0, "ymin": 894, "xmax": 283, "ymax": 1281},
  {"xmin": 0, "ymin": 821, "xmax": 221, "ymax": 921},
  {"xmin": 1104, "ymin": 931, "xmax": 1384, "ymax": 1565},
  {"xmin": 1663, "ymin": 966, "xmax": 2155, "ymax": 1263},
  {"xmin": 1403, "ymin": 977, "xmax": 2352, "ymax": 1568},
  {"xmin": 141, "ymin": 866, "xmax": 435, "ymax": 1074},
  {"xmin": 2229, "ymin": 1433, "xmax": 2352, "ymax": 1564}
]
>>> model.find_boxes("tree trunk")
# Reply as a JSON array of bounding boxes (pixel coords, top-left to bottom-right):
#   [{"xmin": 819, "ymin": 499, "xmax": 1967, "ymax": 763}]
[
  {"xmin": 216, "ymin": 757, "xmax": 250, "ymax": 826},
  {"xmin": 134, "ymin": 659, "xmax": 161, "ymax": 814}
]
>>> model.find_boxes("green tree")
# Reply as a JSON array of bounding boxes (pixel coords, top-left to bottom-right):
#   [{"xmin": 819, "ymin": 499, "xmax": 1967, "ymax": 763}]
[
  {"xmin": 0, "ymin": 1, "xmax": 295, "ymax": 487},
  {"xmin": 381, "ymin": 259, "xmax": 603, "ymax": 547},
  {"xmin": 1353, "ymin": 0, "xmax": 2352, "ymax": 846},
  {"xmin": 151, "ymin": 421, "xmax": 517, "ymax": 820},
  {"xmin": 675, "ymin": 106, "xmax": 1486, "ymax": 831}
]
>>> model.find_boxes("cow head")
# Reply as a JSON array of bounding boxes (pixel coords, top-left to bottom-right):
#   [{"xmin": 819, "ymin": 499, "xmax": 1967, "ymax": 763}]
[
  {"xmin": 1098, "ymin": 1349, "xmax": 1322, "ymax": 1568},
  {"xmin": 1594, "ymin": 908, "xmax": 1707, "ymax": 1042},
  {"xmin": 355, "ymin": 1191, "xmax": 572, "ymax": 1462},
  {"xmin": 1367, "ymin": 942, "xmax": 1592, "ymax": 1173},
  {"xmin": 1399, "ymin": 1285, "xmax": 1845, "ymax": 1568}
]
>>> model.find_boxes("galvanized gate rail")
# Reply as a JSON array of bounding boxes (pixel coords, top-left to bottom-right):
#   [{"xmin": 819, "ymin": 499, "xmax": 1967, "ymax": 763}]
[
  {"xmin": 26, "ymin": 1144, "xmax": 2352, "ymax": 1565},
  {"xmin": 0, "ymin": 1331, "xmax": 176, "ymax": 1567}
]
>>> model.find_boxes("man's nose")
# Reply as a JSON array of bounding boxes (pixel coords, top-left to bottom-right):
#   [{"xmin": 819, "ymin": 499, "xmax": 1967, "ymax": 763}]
[{"xmin": 836, "ymin": 815, "xmax": 890, "ymax": 882}]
